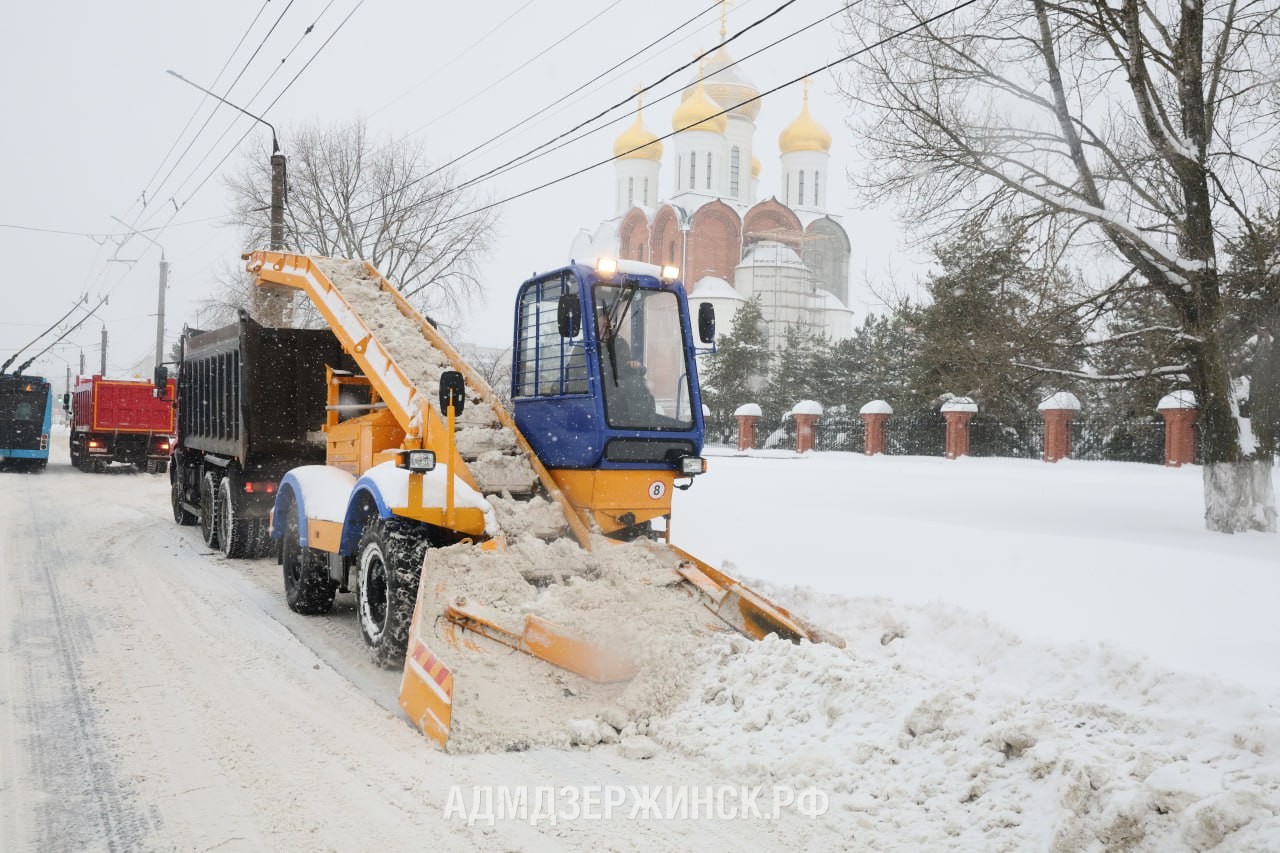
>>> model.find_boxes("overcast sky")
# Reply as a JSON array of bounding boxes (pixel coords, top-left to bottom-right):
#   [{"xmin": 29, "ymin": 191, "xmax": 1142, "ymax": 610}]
[{"xmin": 1, "ymin": 0, "xmax": 922, "ymax": 385}]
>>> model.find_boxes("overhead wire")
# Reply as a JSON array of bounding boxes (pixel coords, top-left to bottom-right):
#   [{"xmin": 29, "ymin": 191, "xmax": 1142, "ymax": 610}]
[
  {"xmin": 122, "ymin": 0, "xmax": 274, "ymax": 223},
  {"xmin": 347, "ymin": 0, "xmax": 791, "ymax": 226},
  {"xmin": 169, "ymin": 0, "xmax": 367, "ymax": 216},
  {"xmin": 396, "ymin": 0, "xmax": 984, "ymax": 238},
  {"xmin": 367, "ymin": 0, "xmax": 541, "ymax": 121},
  {"xmin": 81, "ymin": 0, "xmax": 365, "ymax": 347},
  {"xmin": 134, "ymin": 0, "xmax": 300, "ymax": 232},
  {"xmin": 155, "ymin": 0, "xmax": 342, "ymax": 212}
]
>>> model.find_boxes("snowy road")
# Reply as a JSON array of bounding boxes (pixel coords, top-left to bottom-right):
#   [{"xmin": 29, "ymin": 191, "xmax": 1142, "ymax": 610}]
[{"xmin": 0, "ymin": 435, "xmax": 833, "ymax": 852}]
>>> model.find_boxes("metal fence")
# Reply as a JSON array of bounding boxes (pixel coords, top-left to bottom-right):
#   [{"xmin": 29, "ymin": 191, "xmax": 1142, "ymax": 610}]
[{"xmin": 716, "ymin": 409, "xmax": 1196, "ymax": 465}]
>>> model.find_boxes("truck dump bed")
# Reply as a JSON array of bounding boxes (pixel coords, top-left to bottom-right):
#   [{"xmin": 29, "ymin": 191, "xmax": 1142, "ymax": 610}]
[
  {"xmin": 72, "ymin": 377, "xmax": 175, "ymax": 434},
  {"xmin": 178, "ymin": 313, "xmax": 345, "ymax": 470}
]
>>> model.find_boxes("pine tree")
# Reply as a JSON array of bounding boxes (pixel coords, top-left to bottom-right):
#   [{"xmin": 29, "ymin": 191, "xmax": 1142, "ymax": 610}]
[
  {"xmin": 911, "ymin": 222, "xmax": 1084, "ymax": 420},
  {"xmin": 763, "ymin": 323, "xmax": 823, "ymax": 423},
  {"xmin": 702, "ymin": 296, "xmax": 771, "ymax": 442},
  {"xmin": 1222, "ymin": 212, "xmax": 1280, "ymax": 457}
]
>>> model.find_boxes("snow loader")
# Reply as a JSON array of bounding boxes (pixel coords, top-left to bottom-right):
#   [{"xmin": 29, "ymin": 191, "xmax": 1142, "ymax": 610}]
[{"xmin": 243, "ymin": 251, "xmax": 837, "ymax": 750}]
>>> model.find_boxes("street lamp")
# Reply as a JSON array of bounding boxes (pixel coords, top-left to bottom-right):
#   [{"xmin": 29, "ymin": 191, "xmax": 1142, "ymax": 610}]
[
  {"xmin": 165, "ymin": 70, "xmax": 286, "ymax": 251},
  {"xmin": 167, "ymin": 69, "xmax": 289, "ymax": 326}
]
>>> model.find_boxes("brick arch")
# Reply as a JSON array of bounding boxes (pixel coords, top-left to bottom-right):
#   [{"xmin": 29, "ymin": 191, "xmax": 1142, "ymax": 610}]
[
  {"xmin": 743, "ymin": 198, "xmax": 803, "ymax": 250},
  {"xmin": 650, "ymin": 204, "xmax": 684, "ymax": 268},
  {"xmin": 618, "ymin": 208, "xmax": 651, "ymax": 262},
  {"xmin": 687, "ymin": 200, "xmax": 742, "ymax": 285}
]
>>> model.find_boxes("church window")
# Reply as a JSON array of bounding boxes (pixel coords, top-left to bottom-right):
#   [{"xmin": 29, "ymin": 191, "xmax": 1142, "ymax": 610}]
[
  {"xmin": 799, "ymin": 171, "xmax": 805, "ymax": 206},
  {"xmin": 706, "ymin": 153, "xmax": 712, "ymax": 189},
  {"xmin": 689, "ymin": 154, "xmax": 696, "ymax": 190},
  {"xmin": 677, "ymin": 156, "xmax": 682, "ymax": 189},
  {"xmin": 814, "ymin": 171, "xmax": 820, "ymax": 207},
  {"xmin": 668, "ymin": 240, "xmax": 675, "ymax": 263},
  {"xmin": 785, "ymin": 173, "xmax": 790, "ymax": 204},
  {"xmin": 730, "ymin": 147, "xmax": 740, "ymax": 197},
  {"xmin": 643, "ymin": 177, "xmax": 649, "ymax": 205},
  {"xmin": 628, "ymin": 177, "xmax": 634, "ymax": 208}
]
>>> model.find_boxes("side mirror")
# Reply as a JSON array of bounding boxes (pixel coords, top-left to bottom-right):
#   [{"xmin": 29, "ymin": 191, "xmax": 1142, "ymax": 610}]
[
  {"xmin": 557, "ymin": 293, "xmax": 581, "ymax": 339},
  {"xmin": 153, "ymin": 365, "xmax": 170, "ymax": 400},
  {"xmin": 439, "ymin": 370, "xmax": 466, "ymax": 416},
  {"xmin": 697, "ymin": 302, "xmax": 716, "ymax": 344}
]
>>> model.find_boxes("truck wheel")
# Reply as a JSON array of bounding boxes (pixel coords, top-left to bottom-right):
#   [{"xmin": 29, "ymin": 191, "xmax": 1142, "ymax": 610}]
[
  {"xmin": 217, "ymin": 476, "xmax": 257, "ymax": 559},
  {"xmin": 200, "ymin": 471, "xmax": 221, "ymax": 548},
  {"xmin": 281, "ymin": 503, "xmax": 336, "ymax": 615},
  {"xmin": 171, "ymin": 474, "xmax": 197, "ymax": 526},
  {"xmin": 355, "ymin": 519, "xmax": 429, "ymax": 667}
]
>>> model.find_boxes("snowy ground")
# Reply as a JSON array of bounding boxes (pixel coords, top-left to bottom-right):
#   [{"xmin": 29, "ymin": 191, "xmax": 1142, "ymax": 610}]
[{"xmin": 2, "ymin": 431, "xmax": 1277, "ymax": 851}]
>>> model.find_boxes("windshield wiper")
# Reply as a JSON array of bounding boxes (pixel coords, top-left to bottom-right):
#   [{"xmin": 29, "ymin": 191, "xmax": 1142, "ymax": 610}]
[{"xmin": 601, "ymin": 281, "xmax": 639, "ymax": 384}]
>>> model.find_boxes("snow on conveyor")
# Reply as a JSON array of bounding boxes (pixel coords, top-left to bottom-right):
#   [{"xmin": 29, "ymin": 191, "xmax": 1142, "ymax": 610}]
[{"xmin": 313, "ymin": 258, "xmax": 539, "ymax": 498}]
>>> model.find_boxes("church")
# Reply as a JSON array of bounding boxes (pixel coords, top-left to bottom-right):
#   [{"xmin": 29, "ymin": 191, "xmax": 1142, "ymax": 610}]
[{"xmin": 569, "ymin": 33, "xmax": 856, "ymax": 350}]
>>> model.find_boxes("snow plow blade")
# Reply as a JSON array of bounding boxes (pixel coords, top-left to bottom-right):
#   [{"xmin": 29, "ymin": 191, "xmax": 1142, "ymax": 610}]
[
  {"xmin": 444, "ymin": 602, "xmax": 638, "ymax": 683},
  {"xmin": 398, "ymin": 540, "xmax": 843, "ymax": 751}
]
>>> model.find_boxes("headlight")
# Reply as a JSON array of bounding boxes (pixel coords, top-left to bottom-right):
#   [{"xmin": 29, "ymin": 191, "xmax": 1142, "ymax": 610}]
[
  {"xmin": 397, "ymin": 449, "xmax": 436, "ymax": 473},
  {"xmin": 596, "ymin": 257, "xmax": 619, "ymax": 278},
  {"xmin": 678, "ymin": 456, "xmax": 707, "ymax": 475},
  {"xmin": 660, "ymin": 264, "xmax": 680, "ymax": 282}
]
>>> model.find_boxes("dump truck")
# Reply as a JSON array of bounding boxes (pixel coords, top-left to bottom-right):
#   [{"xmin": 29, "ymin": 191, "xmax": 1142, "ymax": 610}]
[
  {"xmin": 192, "ymin": 251, "xmax": 838, "ymax": 750},
  {"xmin": 167, "ymin": 313, "xmax": 353, "ymax": 558},
  {"xmin": 0, "ymin": 374, "xmax": 52, "ymax": 471},
  {"xmin": 66, "ymin": 375, "xmax": 176, "ymax": 473}
]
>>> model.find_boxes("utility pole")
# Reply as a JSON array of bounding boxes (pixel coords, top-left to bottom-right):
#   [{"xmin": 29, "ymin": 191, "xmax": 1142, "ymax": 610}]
[
  {"xmin": 156, "ymin": 256, "xmax": 169, "ymax": 370},
  {"xmin": 79, "ymin": 349, "xmax": 85, "ymax": 376},
  {"xmin": 271, "ymin": 149, "xmax": 286, "ymax": 251},
  {"xmin": 110, "ymin": 216, "xmax": 168, "ymax": 372},
  {"xmin": 100, "ymin": 327, "xmax": 108, "ymax": 376}
]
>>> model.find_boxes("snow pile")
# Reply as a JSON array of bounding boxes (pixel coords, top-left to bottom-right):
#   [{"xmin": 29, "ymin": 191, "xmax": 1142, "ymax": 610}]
[
  {"xmin": 1158, "ymin": 390, "xmax": 1198, "ymax": 410},
  {"xmin": 1038, "ymin": 391, "xmax": 1082, "ymax": 411},
  {"xmin": 941, "ymin": 396, "xmax": 979, "ymax": 413},
  {"xmin": 859, "ymin": 399, "xmax": 893, "ymax": 415},
  {"xmin": 650, "ymin": 584, "xmax": 1280, "ymax": 851},
  {"xmin": 790, "ymin": 400, "xmax": 823, "ymax": 417},
  {"xmin": 423, "ymin": 536, "xmax": 715, "ymax": 754}
]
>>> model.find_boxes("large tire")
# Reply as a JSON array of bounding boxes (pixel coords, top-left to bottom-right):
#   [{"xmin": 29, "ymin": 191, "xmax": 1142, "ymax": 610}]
[
  {"xmin": 355, "ymin": 518, "xmax": 429, "ymax": 667},
  {"xmin": 216, "ymin": 475, "xmax": 257, "ymax": 559},
  {"xmin": 200, "ymin": 471, "xmax": 221, "ymax": 548},
  {"xmin": 171, "ymin": 468, "xmax": 197, "ymax": 525},
  {"xmin": 281, "ymin": 503, "xmax": 336, "ymax": 615}
]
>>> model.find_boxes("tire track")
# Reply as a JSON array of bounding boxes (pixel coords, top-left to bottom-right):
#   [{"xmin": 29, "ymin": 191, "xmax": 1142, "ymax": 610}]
[{"xmin": 8, "ymin": 472, "xmax": 152, "ymax": 851}]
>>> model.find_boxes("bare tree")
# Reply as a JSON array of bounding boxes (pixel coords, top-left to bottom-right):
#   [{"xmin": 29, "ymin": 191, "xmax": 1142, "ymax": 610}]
[
  {"xmin": 226, "ymin": 118, "xmax": 499, "ymax": 323},
  {"xmin": 842, "ymin": 0, "xmax": 1279, "ymax": 532}
]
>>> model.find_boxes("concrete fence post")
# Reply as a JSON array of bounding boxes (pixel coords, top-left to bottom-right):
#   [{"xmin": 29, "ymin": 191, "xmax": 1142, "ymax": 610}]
[
  {"xmin": 860, "ymin": 400, "xmax": 893, "ymax": 455},
  {"xmin": 1156, "ymin": 390, "xmax": 1198, "ymax": 467},
  {"xmin": 732, "ymin": 402, "xmax": 762, "ymax": 451},
  {"xmin": 1038, "ymin": 391, "xmax": 1082, "ymax": 463},
  {"xmin": 791, "ymin": 400, "xmax": 823, "ymax": 454},
  {"xmin": 940, "ymin": 397, "xmax": 977, "ymax": 459}
]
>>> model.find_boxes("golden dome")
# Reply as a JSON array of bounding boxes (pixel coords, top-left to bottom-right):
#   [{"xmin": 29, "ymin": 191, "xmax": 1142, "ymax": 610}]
[
  {"xmin": 613, "ymin": 100, "xmax": 663, "ymax": 161},
  {"xmin": 672, "ymin": 78, "xmax": 727, "ymax": 135},
  {"xmin": 751, "ymin": 154, "xmax": 761, "ymax": 178},
  {"xmin": 683, "ymin": 46, "xmax": 761, "ymax": 122},
  {"xmin": 779, "ymin": 84, "xmax": 831, "ymax": 154}
]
